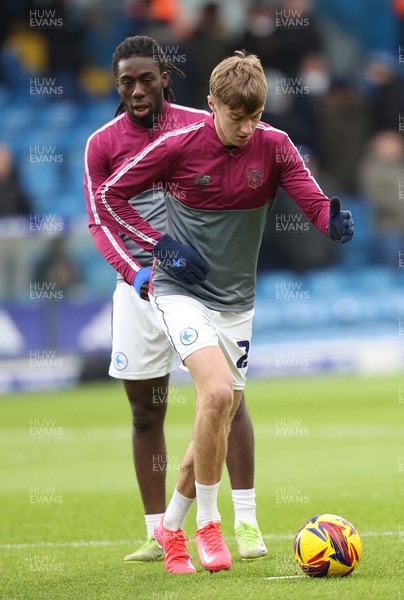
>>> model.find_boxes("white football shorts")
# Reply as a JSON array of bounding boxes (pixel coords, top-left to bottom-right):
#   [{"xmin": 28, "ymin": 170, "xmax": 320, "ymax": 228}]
[
  {"xmin": 109, "ymin": 281, "xmax": 176, "ymax": 380},
  {"xmin": 150, "ymin": 294, "xmax": 254, "ymax": 390}
]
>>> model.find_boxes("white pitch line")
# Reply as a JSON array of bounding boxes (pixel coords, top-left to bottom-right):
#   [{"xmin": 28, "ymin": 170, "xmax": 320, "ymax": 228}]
[
  {"xmin": 0, "ymin": 540, "xmax": 133, "ymax": 550},
  {"xmin": 265, "ymin": 576, "xmax": 304, "ymax": 580},
  {"xmin": 0, "ymin": 531, "xmax": 397, "ymax": 550}
]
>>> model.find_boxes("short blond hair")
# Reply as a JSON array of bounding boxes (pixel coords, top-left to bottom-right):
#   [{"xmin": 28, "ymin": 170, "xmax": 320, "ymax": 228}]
[{"xmin": 209, "ymin": 50, "xmax": 267, "ymax": 114}]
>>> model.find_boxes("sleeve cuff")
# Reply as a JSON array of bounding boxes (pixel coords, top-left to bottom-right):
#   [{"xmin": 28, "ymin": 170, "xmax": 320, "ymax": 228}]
[{"xmin": 133, "ymin": 267, "xmax": 152, "ymax": 297}]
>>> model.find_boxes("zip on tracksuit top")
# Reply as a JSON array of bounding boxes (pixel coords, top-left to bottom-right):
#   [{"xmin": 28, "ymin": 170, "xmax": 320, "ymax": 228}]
[
  {"xmin": 95, "ymin": 112, "xmax": 332, "ymax": 311},
  {"xmin": 84, "ymin": 101, "xmax": 209, "ymax": 284}
]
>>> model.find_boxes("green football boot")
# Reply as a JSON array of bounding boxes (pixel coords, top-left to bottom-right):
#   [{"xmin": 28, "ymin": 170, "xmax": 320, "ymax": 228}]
[
  {"xmin": 124, "ymin": 537, "xmax": 164, "ymax": 562},
  {"xmin": 235, "ymin": 522, "xmax": 268, "ymax": 560}
]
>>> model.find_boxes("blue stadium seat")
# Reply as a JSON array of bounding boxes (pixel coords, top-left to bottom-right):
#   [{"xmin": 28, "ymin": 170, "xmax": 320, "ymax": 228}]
[
  {"xmin": 349, "ymin": 266, "xmax": 395, "ymax": 295},
  {"xmin": 0, "ymin": 105, "xmax": 37, "ymax": 135},
  {"xmin": 64, "ymin": 126, "xmax": 95, "ymax": 150},
  {"xmin": 254, "ymin": 263, "xmax": 404, "ymax": 341},
  {"xmin": 22, "ymin": 126, "xmax": 65, "ymax": 147},
  {"xmin": 70, "ymin": 240, "xmax": 116, "ymax": 296},
  {"xmin": 79, "ymin": 101, "xmax": 118, "ymax": 129},
  {"xmin": 54, "ymin": 191, "xmax": 86, "ymax": 219},
  {"xmin": 35, "ymin": 101, "xmax": 80, "ymax": 130},
  {"xmin": 0, "ymin": 86, "xmax": 11, "ymax": 109},
  {"xmin": 303, "ymin": 268, "xmax": 347, "ymax": 298},
  {"xmin": 19, "ymin": 161, "xmax": 61, "ymax": 198},
  {"xmin": 256, "ymin": 270, "xmax": 296, "ymax": 299}
]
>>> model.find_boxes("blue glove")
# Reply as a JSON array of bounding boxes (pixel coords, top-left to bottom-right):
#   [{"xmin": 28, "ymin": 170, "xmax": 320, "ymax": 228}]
[
  {"xmin": 152, "ymin": 234, "xmax": 209, "ymax": 285},
  {"xmin": 328, "ymin": 197, "xmax": 354, "ymax": 243},
  {"xmin": 133, "ymin": 267, "xmax": 152, "ymax": 297}
]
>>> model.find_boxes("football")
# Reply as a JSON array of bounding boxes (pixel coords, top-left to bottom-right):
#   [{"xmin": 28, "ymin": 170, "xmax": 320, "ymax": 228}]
[{"xmin": 293, "ymin": 513, "xmax": 362, "ymax": 577}]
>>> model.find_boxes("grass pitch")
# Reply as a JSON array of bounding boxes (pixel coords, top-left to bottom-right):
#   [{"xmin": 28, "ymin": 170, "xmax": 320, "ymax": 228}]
[{"xmin": 0, "ymin": 374, "xmax": 403, "ymax": 599}]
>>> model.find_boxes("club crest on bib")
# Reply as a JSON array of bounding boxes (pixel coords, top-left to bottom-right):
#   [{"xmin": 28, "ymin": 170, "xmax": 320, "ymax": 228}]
[
  {"xmin": 194, "ymin": 174, "xmax": 211, "ymax": 195},
  {"xmin": 180, "ymin": 328, "xmax": 198, "ymax": 345},
  {"xmin": 245, "ymin": 167, "xmax": 264, "ymax": 189}
]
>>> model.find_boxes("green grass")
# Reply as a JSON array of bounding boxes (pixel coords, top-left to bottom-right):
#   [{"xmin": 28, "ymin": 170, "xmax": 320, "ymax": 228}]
[{"xmin": 0, "ymin": 374, "xmax": 403, "ymax": 599}]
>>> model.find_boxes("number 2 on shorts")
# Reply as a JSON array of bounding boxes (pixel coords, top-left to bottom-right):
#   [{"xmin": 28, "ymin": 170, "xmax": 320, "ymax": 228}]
[{"xmin": 236, "ymin": 340, "xmax": 250, "ymax": 369}]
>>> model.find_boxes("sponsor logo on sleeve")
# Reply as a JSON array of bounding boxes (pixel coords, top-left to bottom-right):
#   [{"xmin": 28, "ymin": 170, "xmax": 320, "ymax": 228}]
[{"xmin": 194, "ymin": 175, "xmax": 211, "ymax": 186}]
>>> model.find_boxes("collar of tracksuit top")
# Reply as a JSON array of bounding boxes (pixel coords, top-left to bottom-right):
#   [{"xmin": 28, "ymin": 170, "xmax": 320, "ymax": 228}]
[
  {"xmin": 124, "ymin": 106, "xmax": 252, "ymax": 157},
  {"xmin": 203, "ymin": 112, "xmax": 252, "ymax": 157}
]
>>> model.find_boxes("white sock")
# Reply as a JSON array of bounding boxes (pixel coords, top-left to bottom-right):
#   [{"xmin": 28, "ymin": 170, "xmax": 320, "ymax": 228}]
[
  {"xmin": 145, "ymin": 513, "xmax": 164, "ymax": 538},
  {"xmin": 195, "ymin": 481, "xmax": 221, "ymax": 529},
  {"xmin": 231, "ymin": 488, "xmax": 258, "ymax": 528},
  {"xmin": 163, "ymin": 488, "xmax": 194, "ymax": 531}
]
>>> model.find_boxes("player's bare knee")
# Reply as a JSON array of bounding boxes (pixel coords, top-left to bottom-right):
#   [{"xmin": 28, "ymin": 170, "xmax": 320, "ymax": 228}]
[
  {"xmin": 130, "ymin": 400, "xmax": 166, "ymax": 432},
  {"xmin": 129, "ymin": 390, "xmax": 167, "ymax": 428},
  {"xmin": 125, "ymin": 382, "xmax": 167, "ymax": 432},
  {"xmin": 203, "ymin": 385, "xmax": 233, "ymax": 418}
]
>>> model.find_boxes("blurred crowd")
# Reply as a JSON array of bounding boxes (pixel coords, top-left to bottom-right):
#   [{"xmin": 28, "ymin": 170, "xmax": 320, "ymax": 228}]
[{"xmin": 1, "ymin": 0, "xmax": 404, "ymax": 275}]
